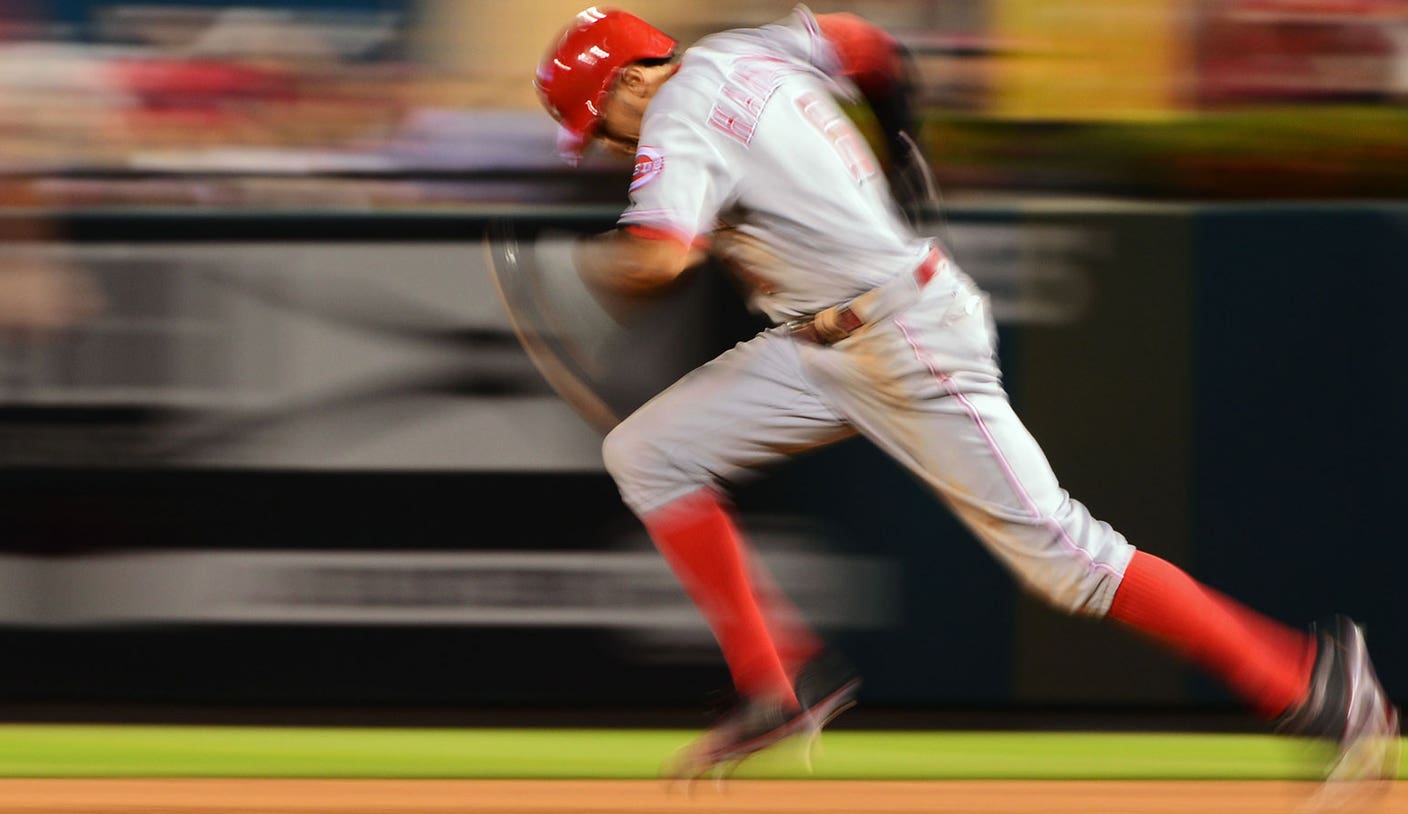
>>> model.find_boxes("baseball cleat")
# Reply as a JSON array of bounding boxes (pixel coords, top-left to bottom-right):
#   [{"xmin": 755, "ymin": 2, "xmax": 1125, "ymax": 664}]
[
  {"xmin": 794, "ymin": 648, "xmax": 862, "ymax": 770},
  {"xmin": 663, "ymin": 694, "xmax": 814, "ymax": 783},
  {"xmin": 795, "ymin": 649, "xmax": 863, "ymax": 730},
  {"xmin": 1275, "ymin": 616, "xmax": 1399, "ymax": 801},
  {"xmin": 664, "ymin": 650, "xmax": 863, "ymax": 783}
]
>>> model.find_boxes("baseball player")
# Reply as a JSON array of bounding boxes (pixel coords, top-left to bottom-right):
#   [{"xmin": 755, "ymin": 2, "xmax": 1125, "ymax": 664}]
[{"xmin": 533, "ymin": 6, "xmax": 1399, "ymax": 782}]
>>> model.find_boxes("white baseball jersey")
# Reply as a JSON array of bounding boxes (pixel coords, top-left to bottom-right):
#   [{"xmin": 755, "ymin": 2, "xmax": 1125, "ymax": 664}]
[
  {"xmin": 618, "ymin": 6, "xmax": 934, "ymax": 322},
  {"xmin": 603, "ymin": 7, "xmax": 1136, "ymax": 620}
]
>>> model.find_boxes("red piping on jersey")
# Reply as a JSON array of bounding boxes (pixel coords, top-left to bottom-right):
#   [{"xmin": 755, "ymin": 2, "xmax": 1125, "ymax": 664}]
[{"xmin": 892, "ymin": 316, "xmax": 1121, "ymax": 584}]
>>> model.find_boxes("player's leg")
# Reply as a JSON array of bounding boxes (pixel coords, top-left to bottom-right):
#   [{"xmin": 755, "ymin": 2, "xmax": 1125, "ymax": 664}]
[
  {"xmin": 605, "ymin": 328, "xmax": 863, "ymax": 775},
  {"xmin": 864, "ymin": 269, "xmax": 1396, "ymax": 783},
  {"xmin": 746, "ymin": 550, "xmax": 825, "ymax": 681},
  {"xmin": 602, "ymin": 327, "xmax": 853, "ymax": 705},
  {"xmin": 802, "ymin": 265, "xmax": 1317, "ymax": 719}
]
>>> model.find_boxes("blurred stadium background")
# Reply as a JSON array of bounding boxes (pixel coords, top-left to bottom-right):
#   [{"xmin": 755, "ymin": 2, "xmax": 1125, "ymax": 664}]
[{"xmin": 0, "ymin": 0, "xmax": 1406, "ymax": 795}]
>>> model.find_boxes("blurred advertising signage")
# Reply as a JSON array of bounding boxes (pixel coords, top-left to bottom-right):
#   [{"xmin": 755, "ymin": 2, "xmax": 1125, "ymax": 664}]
[
  {"xmin": 989, "ymin": 0, "xmax": 1186, "ymax": 120},
  {"xmin": 0, "ymin": 241, "xmax": 602, "ymax": 471},
  {"xmin": 0, "ymin": 548, "xmax": 894, "ymax": 632},
  {"xmin": 1200, "ymin": 0, "xmax": 1403, "ymax": 103},
  {"xmin": 1229, "ymin": 0, "xmax": 1408, "ymax": 19},
  {"xmin": 932, "ymin": 220, "xmax": 1101, "ymax": 326},
  {"xmin": 0, "ymin": 222, "xmax": 1102, "ymax": 470}
]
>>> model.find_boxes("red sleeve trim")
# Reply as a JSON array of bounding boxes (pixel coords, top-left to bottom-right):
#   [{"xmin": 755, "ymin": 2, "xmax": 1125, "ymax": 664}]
[{"xmin": 624, "ymin": 224, "xmax": 707, "ymax": 251}]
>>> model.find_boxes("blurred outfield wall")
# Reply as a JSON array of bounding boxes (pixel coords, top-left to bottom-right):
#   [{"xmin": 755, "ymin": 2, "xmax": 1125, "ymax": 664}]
[
  {"xmin": 1, "ymin": 0, "xmax": 1401, "ymax": 203},
  {"xmin": 0, "ymin": 203, "xmax": 1404, "ymax": 713}
]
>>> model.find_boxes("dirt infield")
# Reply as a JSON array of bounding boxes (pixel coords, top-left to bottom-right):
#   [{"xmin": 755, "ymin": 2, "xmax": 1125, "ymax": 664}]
[{"xmin": 0, "ymin": 779, "xmax": 1402, "ymax": 813}]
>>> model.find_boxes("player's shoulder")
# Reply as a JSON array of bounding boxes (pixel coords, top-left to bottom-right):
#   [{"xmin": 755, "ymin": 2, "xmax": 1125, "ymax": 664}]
[
  {"xmin": 645, "ymin": 58, "xmax": 716, "ymax": 121},
  {"xmin": 643, "ymin": 7, "xmax": 835, "ymax": 139},
  {"xmin": 664, "ymin": 11, "xmax": 825, "ymax": 97},
  {"xmin": 684, "ymin": 6, "xmax": 833, "ymax": 72}
]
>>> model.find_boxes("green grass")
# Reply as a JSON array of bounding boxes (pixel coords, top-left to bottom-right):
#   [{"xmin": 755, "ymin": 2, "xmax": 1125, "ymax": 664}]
[{"xmin": 0, "ymin": 726, "xmax": 1391, "ymax": 780}]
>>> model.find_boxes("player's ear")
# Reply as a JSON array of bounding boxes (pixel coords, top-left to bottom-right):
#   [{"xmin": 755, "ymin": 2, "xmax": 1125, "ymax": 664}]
[{"xmin": 617, "ymin": 64, "xmax": 650, "ymax": 98}]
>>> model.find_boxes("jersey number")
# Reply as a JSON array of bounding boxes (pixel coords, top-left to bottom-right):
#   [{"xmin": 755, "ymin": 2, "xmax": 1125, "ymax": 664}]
[{"xmin": 795, "ymin": 92, "xmax": 876, "ymax": 184}]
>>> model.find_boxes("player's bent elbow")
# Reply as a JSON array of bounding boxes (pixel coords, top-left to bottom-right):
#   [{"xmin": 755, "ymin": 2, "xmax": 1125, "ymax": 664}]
[
  {"xmin": 622, "ymin": 231, "xmax": 692, "ymax": 291},
  {"xmin": 630, "ymin": 257, "xmax": 688, "ymax": 292},
  {"xmin": 576, "ymin": 230, "xmax": 691, "ymax": 296}
]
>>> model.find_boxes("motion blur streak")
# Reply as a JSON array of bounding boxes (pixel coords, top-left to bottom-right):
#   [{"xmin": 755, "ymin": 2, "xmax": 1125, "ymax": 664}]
[{"xmin": 0, "ymin": 0, "xmax": 1399, "ymax": 213}]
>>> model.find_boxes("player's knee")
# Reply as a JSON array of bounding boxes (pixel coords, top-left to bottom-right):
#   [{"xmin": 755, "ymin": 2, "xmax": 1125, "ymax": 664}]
[
  {"xmin": 1022, "ymin": 567, "xmax": 1117, "ymax": 618},
  {"xmin": 1032, "ymin": 584, "xmax": 1105, "ymax": 617},
  {"xmin": 601, "ymin": 421, "xmax": 649, "ymax": 486},
  {"xmin": 604, "ymin": 412, "xmax": 728, "ymax": 516},
  {"xmin": 997, "ymin": 499, "xmax": 1129, "ymax": 617},
  {"xmin": 601, "ymin": 418, "xmax": 688, "ymax": 510}
]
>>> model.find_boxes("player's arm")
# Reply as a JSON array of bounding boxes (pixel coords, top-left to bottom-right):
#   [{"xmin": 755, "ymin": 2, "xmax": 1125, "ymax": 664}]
[
  {"xmin": 589, "ymin": 106, "xmax": 736, "ymax": 298},
  {"xmin": 815, "ymin": 12, "xmax": 915, "ymax": 150},
  {"xmin": 573, "ymin": 227, "xmax": 706, "ymax": 298},
  {"xmin": 815, "ymin": 12, "xmax": 932, "ymax": 220}
]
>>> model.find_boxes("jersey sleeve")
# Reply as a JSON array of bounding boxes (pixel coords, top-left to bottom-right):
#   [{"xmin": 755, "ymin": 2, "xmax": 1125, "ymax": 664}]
[{"xmin": 617, "ymin": 108, "xmax": 742, "ymax": 247}]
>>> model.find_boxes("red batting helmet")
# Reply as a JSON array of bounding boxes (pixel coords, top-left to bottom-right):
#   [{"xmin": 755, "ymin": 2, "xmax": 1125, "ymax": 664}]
[{"xmin": 534, "ymin": 7, "xmax": 676, "ymax": 162}]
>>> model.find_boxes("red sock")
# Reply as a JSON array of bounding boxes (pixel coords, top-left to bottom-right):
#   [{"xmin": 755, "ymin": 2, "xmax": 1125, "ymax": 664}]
[
  {"xmin": 747, "ymin": 554, "xmax": 823, "ymax": 680},
  {"xmin": 642, "ymin": 490, "xmax": 797, "ymax": 704},
  {"xmin": 1109, "ymin": 551, "xmax": 1316, "ymax": 718}
]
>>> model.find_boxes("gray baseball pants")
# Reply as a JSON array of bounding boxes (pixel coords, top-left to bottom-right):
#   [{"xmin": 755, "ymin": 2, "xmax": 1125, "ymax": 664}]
[{"xmin": 602, "ymin": 260, "xmax": 1134, "ymax": 616}]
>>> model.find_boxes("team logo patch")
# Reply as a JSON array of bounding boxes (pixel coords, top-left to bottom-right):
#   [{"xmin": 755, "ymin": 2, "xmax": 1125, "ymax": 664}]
[{"xmin": 630, "ymin": 147, "xmax": 665, "ymax": 192}]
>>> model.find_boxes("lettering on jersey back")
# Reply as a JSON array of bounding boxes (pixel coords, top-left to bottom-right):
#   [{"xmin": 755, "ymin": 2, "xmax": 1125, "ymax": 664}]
[
  {"xmin": 795, "ymin": 91, "xmax": 877, "ymax": 183},
  {"xmin": 707, "ymin": 57, "xmax": 789, "ymax": 147}
]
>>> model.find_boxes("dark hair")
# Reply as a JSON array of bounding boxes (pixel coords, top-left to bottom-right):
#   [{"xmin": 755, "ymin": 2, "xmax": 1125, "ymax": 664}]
[{"xmin": 632, "ymin": 56, "xmax": 676, "ymax": 68}]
